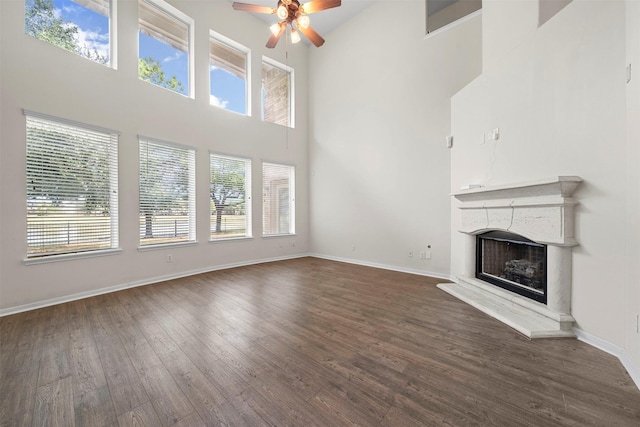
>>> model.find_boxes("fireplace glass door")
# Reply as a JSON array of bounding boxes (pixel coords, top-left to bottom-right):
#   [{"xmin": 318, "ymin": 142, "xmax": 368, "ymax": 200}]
[{"xmin": 476, "ymin": 231, "xmax": 547, "ymax": 304}]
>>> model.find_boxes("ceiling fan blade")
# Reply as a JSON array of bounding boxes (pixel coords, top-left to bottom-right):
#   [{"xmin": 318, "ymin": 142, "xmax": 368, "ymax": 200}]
[
  {"xmin": 300, "ymin": 0, "xmax": 341, "ymax": 14},
  {"xmin": 266, "ymin": 22, "xmax": 286, "ymax": 48},
  {"xmin": 298, "ymin": 25, "xmax": 325, "ymax": 47},
  {"xmin": 232, "ymin": 2, "xmax": 276, "ymax": 14}
]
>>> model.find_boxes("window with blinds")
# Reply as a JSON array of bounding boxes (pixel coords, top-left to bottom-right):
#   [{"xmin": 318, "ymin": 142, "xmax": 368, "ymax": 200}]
[
  {"xmin": 210, "ymin": 31, "xmax": 250, "ymax": 115},
  {"xmin": 25, "ymin": 0, "xmax": 113, "ymax": 66},
  {"xmin": 262, "ymin": 162, "xmax": 295, "ymax": 236},
  {"xmin": 262, "ymin": 57, "xmax": 294, "ymax": 128},
  {"xmin": 138, "ymin": 0, "xmax": 193, "ymax": 96},
  {"xmin": 139, "ymin": 138, "xmax": 196, "ymax": 246},
  {"xmin": 25, "ymin": 112, "xmax": 119, "ymax": 258},
  {"xmin": 210, "ymin": 154, "xmax": 251, "ymax": 240}
]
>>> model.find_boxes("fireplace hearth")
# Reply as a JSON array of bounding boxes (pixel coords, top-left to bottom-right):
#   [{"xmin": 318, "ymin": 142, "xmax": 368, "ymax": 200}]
[{"xmin": 437, "ymin": 176, "xmax": 582, "ymax": 338}]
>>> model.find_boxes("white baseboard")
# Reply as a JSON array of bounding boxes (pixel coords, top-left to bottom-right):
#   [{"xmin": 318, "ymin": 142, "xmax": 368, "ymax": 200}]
[
  {"xmin": 0, "ymin": 254, "xmax": 310, "ymax": 317},
  {"xmin": 309, "ymin": 253, "xmax": 455, "ymax": 282},
  {"xmin": 574, "ymin": 327, "xmax": 640, "ymax": 391}
]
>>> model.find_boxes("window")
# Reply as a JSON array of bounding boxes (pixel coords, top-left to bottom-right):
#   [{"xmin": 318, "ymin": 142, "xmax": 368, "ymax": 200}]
[
  {"xmin": 138, "ymin": 0, "xmax": 193, "ymax": 96},
  {"xmin": 210, "ymin": 154, "xmax": 251, "ymax": 240},
  {"xmin": 262, "ymin": 163, "xmax": 295, "ymax": 236},
  {"xmin": 139, "ymin": 138, "xmax": 196, "ymax": 246},
  {"xmin": 25, "ymin": 112, "xmax": 119, "ymax": 258},
  {"xmin": 25, "ymin": 0, "xmax": 114, "ymax": 67},
  {"xmin": 426, "ymin": 0, "xmax": 481, "ymax": 34},
  {"xmin": 262, "ymin": 57, "xmax": 294, "ymax": 128},
  {"xmin": 210, "ymin": 31, "xmax": 250, "ymax": 115}
]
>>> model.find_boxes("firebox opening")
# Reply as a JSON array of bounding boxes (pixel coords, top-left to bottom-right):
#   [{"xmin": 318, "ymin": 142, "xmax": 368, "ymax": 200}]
[{"xmin": 476, "ymin": 231, "xmax": 547, "ymax": 304}]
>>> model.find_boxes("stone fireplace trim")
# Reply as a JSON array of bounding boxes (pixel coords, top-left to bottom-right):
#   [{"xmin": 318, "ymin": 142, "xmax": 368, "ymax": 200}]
[{"xmin": 438, "ymin": 176, "xmax": 582, "ymax": 339}]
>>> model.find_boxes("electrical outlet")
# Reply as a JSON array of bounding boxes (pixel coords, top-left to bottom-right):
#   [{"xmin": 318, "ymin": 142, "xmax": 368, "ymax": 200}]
[
  {"xmin": 166, "ymin": 254, "xmax": 173, "ymax": 263},
  {"xmin": 351, "ymin": 244, "xmax": 356, "ymax": 252},
  {"xmin": 419, "ymin": 251, "xmax": 426, "ymax": 259}
]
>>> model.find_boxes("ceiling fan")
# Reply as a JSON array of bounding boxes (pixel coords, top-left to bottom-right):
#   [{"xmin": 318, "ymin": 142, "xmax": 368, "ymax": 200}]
[{"xmin": 232, "ymin": 0, "xmax": 341, "ymax": 48}]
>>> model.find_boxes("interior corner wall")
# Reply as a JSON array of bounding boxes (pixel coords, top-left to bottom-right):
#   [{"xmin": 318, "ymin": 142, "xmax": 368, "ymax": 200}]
[
  {"xmin": 450, "ymin": 0, "xmax": 632, "ymax": 353},
  {"xmin": 307, "ymin": 1, "xmax": 482, "ymax": 276},
  {"xmin": 0, "ymin": 0, "xmax": 310, "ymax": 312},
  {"xmin": 624, "ymin": 0, "xmax": 640, "ymax": 375}
]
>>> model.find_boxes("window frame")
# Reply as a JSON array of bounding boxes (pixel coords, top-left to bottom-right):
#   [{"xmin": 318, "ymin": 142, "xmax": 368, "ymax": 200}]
[
  {"xmin": 209, "ymin": 30, "xmax": 251, "ymax": 116},
  {"xmin": 262, "ymin": 162, "xmax": 295, "ymax": 237},
  {"xmin": 138, "ymin": 0, "xmax": 195, "ymax": 98},
  {"xmin": 210, "ymin": 152, "xmax": 252, "ymax": 241},
  {"xmin": 24, "ymin": 0, "xmax": 117, "ymax": 68},
  {"xmin": 24, "ymin": 110, "xmax": 120, "ymax": 263},
  {"xmin": 261, "ymin": 56, "xmax": 295, "ymax": 128},
  {"xmin": 138, "ymin": 136, "xmax": 197, "ymax": 249}
]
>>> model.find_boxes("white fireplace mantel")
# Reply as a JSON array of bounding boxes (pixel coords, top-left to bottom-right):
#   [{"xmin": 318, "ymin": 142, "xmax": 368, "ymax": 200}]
[{"xmin": 438, "ymin": 176, "xmax": 582, "ymax": 338}]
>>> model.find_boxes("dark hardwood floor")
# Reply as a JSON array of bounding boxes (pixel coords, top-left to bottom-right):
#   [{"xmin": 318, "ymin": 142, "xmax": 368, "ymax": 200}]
[{"xmin": 1, "ymin": 257, "xmax": 639, "ymax": 426}]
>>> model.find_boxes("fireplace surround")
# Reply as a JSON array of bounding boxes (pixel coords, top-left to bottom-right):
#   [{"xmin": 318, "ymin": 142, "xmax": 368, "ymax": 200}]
[{"xmin": 438, "ymin": 176, "xmax": 582, "ymax": 338}]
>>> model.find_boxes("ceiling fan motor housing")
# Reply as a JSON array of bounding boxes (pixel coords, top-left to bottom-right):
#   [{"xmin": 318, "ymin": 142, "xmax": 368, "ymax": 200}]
[{"xmin": 278, "ymin": 0, "xmax": 302, "ymax": 22}]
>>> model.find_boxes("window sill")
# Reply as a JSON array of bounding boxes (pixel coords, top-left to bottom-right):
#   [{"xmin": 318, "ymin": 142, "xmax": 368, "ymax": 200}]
[
  {"xmin": 24, "ymin": 248, "xmax": 123, "ymax": 265},
  {"xmin": 261, "ymin": 233, "xmax": 297, "ymax": 239},
  {"xmin": 209, "ymin": 236, "xmax": 253, "ymax": 243},
  {"xmin": 138, "ymin": 241, "xmax": 198, "ymax": 252}
]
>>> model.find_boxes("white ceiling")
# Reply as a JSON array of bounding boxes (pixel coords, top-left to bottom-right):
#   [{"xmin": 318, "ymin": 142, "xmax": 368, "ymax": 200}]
[{"xmin": 227, "ymin": 0, "xmax": 377, "ymax": 41}]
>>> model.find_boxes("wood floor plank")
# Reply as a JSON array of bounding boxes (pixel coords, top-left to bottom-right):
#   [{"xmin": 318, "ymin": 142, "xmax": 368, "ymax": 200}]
[
  {"xmin": 0, "ymin": 257, "xmax": 639, "ymax": 426},
  {"xmin": 33, "ymin": 376, "xmax": 75, "ymax": 427}
]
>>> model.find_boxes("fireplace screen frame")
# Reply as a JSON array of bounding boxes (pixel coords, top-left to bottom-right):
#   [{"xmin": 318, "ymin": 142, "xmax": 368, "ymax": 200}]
[{"xmin": 476, "ymin": 231, "xmax": 548, "ymax": 304}]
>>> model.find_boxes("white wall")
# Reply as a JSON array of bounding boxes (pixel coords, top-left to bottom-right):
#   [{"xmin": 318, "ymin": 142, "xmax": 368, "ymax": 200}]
[
  {"xmin": 624, "ymin": 0, "xmax": 640, "ymax": 377},
  {"xmin": 451, "ymin": 0, "xmax": 639, "ymax": 373},
  {"xmin": 308, "ymin": 0, "xmax": 482, "ymax": 277},
  {"xmin": 0, "ymin": 0, "xmax": 310, "ymax": 311}
]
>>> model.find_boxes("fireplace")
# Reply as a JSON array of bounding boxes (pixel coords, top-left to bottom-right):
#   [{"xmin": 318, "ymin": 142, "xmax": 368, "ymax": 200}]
[
  {"xmin": 437, "ymin": 176, "xmax": 582, "ymax": 338},
  {"xmin": 476, "ymin": 231, "xmax": 547, "ymax": 304}
]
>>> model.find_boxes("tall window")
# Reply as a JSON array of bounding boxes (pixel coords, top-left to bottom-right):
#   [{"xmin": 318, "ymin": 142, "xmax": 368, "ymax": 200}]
[
  {"xmin": 210, "ymin": 154, "xmax": 251, "ymax": 240},
  {"xmin": 138, "ymin": 0, "xmax": 193, "ymax": 96},
  {"xmin": 262, "ymin": 57, "xmax": 294, "ymax": 128},
  {"xmin": 262, "ymin": 163, "xmax": 295, "ymax": 236},
  {"xmin": 210, "ymin": 31, "xmax": 250, "ymax": 115},
  {"xmin": 25, "ymin": 0, "xmax": 114, "ymax": 67},
  {"xmin": 139, "ymin": 138, "xmax": 196, "ymax": 246},
  {"xmin": 25, "ymin": 112, "xmax": 119, "ymax": 258}
]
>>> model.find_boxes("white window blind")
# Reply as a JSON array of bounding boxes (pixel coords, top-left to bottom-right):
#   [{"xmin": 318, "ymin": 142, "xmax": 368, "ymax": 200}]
[
  {"xmin": 210, "ymin": 32, "xmax": 250, "ymax": 115},
  {"xmin": 210, "ymin": 154, "xmax": 251, "ymax": 240},
  {"xmin": 139, "ymin": 138, "xmax": 196, "ymax": 246},
  {"xmin": 26, "ymin": 113, "xmax": 119, "ymax": 258},
  {"xmin": 262, "ymin": 162, "xmax": 295, "ymax": 236},
  {"xmin": 262, "ymin": 57, "xmax": 294, "ymax": 128}
]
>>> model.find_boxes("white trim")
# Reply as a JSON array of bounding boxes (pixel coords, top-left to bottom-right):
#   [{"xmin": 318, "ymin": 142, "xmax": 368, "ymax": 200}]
[
  {"xmin": 23, "ymin": 109, "xmax": 120, "ymax": 136},
  {"xmin": 574, "ymin": 327, "xmax": 640, "ymax": 391},
  {"xmin": 109, "ymin": 0, "xmax": 117, "ymax": 70},
  {"xmin": 309, "ymin": 253, "xmax": 455, "ymax": 282},
  {"xmin": 138, "ymin": 134, "xmax": 196, "ymax": 151},
  {"xmin": 425, "ymin": 9, "xmax": 482, "ymax": 39},
  {"xmin": 137, "ymin": 241, "xmax": 198, "ymax": 251},
  {"xmin": 1, "ymin": 254, "xmax": 310, "ymax": 317},
  {"xmin": 24, "ymin": 248, "xmax": 123, "ymax": 265}
]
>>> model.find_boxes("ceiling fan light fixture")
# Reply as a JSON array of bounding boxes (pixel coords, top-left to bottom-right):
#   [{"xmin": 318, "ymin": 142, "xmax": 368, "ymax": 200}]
[
  {"xmin": 297, "ymin": 15, "xmax": 310, "ymax": 29},
  {"xmin": 270, "ymin": 23, "xmax": 282, "ymax": 35},
  {"xmin": 277, "ymin": 4, "xmax": 288, "ymax": 19},
  {"xmin": 281, "ymin": 0, "xmax": 292, "ymax": 5},
  {"xmin": 291, "ymin": 28, "xmax": 301, "ymax": 43}
]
